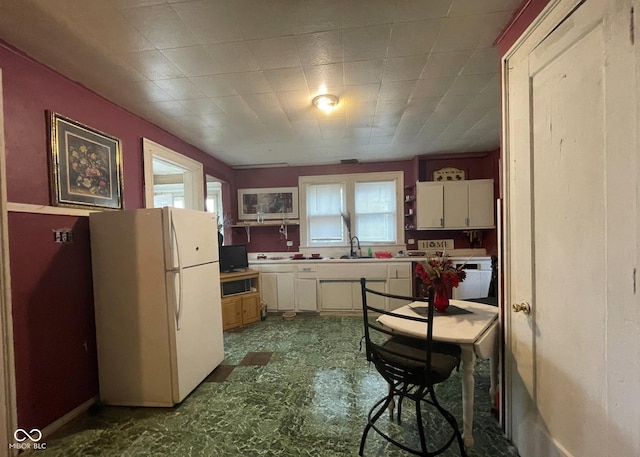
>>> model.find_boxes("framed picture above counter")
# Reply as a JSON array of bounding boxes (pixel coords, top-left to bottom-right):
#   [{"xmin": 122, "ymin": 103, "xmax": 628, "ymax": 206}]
[{"xmin": 238, "ymin": 187, "xmax": 298, "ymax": 221}]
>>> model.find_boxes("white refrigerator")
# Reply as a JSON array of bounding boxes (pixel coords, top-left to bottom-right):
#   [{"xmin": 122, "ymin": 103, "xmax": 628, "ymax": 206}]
[{"xmin": 89, "ymin": 207, "xmax": 224, "ymax": 406}]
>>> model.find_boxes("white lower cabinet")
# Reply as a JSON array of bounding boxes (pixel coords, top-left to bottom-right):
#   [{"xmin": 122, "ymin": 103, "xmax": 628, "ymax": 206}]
[
  {"xmin": 296, "ymin": 278, "xmax": 317, "ymax": 311},
  {"xmin": 254, "ymin": 260, "xmax": 417, "ymax": 313},
  {"xmin": 260, "ymin": 270, "xmax": 295, "ymax": 311},
  {"xmin": 320, "ymin": 280, "xmax": 385, "ymax": 311},
  {"xmin": 387, "ymin": 263, "xmax": 413, "ymax": 310}
]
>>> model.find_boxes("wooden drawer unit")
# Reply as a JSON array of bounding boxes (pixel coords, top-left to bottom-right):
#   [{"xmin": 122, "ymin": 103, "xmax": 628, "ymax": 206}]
[{"xmin": 220, "ymin": 269, "xmax": 261, "ymax": 331}]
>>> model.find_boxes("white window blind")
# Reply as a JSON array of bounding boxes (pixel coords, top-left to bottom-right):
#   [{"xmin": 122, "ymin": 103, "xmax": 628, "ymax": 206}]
[
  {"xmin": 354, "ymin": 181, "xmax": 396, "ymax": 243},
  {"xmin": 306, "ymin": 183, "xmax": 345, "ymax": 244}
]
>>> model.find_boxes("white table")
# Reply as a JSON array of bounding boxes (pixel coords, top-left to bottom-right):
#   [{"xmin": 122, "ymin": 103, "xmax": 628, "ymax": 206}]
[{"xmin": 377, "ymin": 299, "xmax": 499, "ymax": 448}]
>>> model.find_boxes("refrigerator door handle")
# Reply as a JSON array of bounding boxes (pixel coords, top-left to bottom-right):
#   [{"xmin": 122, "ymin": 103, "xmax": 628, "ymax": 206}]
[{"xmin": 170, "ymin": 215, "xmax": 184, "ymax": 330}]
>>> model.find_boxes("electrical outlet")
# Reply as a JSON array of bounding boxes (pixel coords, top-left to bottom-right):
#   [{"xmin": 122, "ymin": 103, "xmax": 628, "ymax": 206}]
[
  {"xmin": 53, "ymin": 229, "xmax": 73, "ymax": 244},
  {"xmin": 286, "ymin": 240, "xmax": 293, "ymax": 247}
]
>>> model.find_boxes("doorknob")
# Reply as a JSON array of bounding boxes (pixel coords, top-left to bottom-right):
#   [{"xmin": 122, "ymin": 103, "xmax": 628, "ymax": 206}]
[{"xmin": 512, "ymin": 302, "xmax": 531, "ymax": 315}]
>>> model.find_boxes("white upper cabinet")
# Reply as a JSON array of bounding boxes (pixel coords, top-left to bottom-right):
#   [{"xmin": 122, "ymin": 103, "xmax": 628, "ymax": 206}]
[{"xmin": 416, "ymin": 179, "xmax": 495, "ymax": 230}]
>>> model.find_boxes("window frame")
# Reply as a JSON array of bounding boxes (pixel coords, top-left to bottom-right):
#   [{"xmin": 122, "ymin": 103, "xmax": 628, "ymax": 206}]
[{"xmin": 299, "ymin": 171, "xmax": 404, "ymax": 248}]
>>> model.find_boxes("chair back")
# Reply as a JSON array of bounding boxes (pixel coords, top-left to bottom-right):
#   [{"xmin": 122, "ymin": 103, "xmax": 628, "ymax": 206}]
[{"xmin": 360, "ymin": 278, "xmax": 436, "ymax": 385}]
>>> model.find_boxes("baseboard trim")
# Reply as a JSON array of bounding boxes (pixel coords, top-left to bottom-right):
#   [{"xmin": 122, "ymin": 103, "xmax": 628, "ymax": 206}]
[{"xmin": 41, "ymin": 396, "xmax": 98, "ymax": 438}]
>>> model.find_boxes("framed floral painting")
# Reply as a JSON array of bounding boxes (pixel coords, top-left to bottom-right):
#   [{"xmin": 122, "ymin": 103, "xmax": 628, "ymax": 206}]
[{"xmin": 48, "ymin": 112, "xmax": 124, "ymax": 210}]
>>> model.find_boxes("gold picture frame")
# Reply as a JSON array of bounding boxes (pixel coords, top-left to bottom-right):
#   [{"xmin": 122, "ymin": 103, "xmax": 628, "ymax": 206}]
[{"xmin": 48, "ymin": 112, "xmax": 124, "ymax": 210}]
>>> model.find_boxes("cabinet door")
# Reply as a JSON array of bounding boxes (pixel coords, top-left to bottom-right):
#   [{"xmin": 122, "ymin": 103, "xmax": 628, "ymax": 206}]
[
  {"xmin": 320, "ymin": 281, "xmax": 353, "ymax": 310},
  {"xmin": 276, "ymin": 272, "xmax": 295, "ymax": 311},
  {"xmin": 467, "ymin": 179, "xmax": 495, "ymax": 228},
  {"xmin": 353, "ymin": 280, "xmax": 386, "ymax": 311},
  {"xmin": 388, "ymin": 278, "xmax": 413, "ymax": 310},
  {"xmin": 261, "ymin": 272, "xmax": 278, "ymax": 311},
  {"xmin": 416, "ymin": 182, "xmax": 443, "ymax": 229},
  {"xmin": 221, "ymin": 296, "xmax": 242, "ymax": 330},
  {"xmin": 241, "ymin": 293, "xmax": 261, "ymax": 325},
  {"xmin": 296, "ymin": 278, "xmax": 317, "ymax": 311},
  {"xmin": 443, "ymin": 181, "xmax": 469, "ymax": 228}
]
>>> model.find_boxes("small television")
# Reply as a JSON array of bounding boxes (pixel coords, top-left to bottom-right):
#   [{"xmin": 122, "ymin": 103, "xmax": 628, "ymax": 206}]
[{"xmin": 219, "ymin": 244, "xmax": 249, "ymax": 273}]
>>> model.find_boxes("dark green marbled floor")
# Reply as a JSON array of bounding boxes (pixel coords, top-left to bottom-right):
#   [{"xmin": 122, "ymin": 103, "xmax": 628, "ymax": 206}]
[{"xmin": 40, "ymin": 315, "xmax": 519, "ymax": 456}]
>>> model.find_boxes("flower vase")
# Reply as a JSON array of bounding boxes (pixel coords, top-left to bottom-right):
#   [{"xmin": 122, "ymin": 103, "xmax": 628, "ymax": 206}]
[{"xmin": 433, "ymin": 285, "xmax": 450, "ymax": 312}]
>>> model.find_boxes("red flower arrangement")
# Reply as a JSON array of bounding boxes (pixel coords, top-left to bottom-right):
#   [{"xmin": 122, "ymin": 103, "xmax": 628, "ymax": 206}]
[{"xmin": 414, "ymin": 256, "xmax": 466, "ymax": 289}]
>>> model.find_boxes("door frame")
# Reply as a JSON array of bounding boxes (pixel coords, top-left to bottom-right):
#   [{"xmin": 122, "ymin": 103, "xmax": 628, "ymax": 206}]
[
  {"xmin": 0, "ymin": 68, "xmax": 19, "ymax": 454},
  {"xmin": 500, "ymin": 0, "xmax": 584, "ymax": 444}
]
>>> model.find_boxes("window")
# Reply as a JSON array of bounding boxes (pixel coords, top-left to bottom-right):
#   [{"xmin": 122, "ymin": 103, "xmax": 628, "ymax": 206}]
[
  {"xmin": 307, "ymin": 182, "xmax": 345, "ymax": 244},
  {"xmin": 299, "ymin": 172, "xmax": 403, "ymax": 247},
  {"xmin": 354, "ymin": 181, "xmax": 396, "ymax": 243}
]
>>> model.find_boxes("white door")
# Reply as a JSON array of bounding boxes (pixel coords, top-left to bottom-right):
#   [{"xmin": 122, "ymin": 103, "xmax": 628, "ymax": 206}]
[{"xmin": 503, "ymin": 1, "xmax": 639, "ymax": 456}]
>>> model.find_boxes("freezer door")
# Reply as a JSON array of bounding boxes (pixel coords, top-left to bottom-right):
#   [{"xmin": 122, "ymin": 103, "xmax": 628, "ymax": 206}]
[
  {"xmin": 166, "ymin": 262, "xmax": 224, "ymax": 403},
  {"xmin": 164, "ymin": 207, "xmax": 219, "ymax": 270}
]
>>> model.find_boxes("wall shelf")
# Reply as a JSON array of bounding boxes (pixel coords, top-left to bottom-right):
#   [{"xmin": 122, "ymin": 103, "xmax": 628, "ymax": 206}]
[{"xmin": 231, "ymin": 220, "xmax": 299, "ymax": 242}]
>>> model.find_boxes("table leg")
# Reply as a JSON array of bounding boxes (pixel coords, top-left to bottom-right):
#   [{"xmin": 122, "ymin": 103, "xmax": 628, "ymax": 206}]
[
  {"xmin": 489, "ymin": 339, "xmax": 499, "ymax": 416},
  {"xmin": 460, "ymin": 346, "xmax": 476, "ymax": 448}
]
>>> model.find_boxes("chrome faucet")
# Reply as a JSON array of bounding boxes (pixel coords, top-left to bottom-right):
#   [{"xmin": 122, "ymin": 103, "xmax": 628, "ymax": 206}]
[{"xmin": 350, "ymin": 236, "xmax": 361, "ymax": 258}]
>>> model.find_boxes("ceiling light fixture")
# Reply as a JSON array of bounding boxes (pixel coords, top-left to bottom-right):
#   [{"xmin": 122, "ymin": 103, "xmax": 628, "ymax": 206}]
[{"xmin": 312, "ymin": 94, "xmax": 339, "ymax": 114}]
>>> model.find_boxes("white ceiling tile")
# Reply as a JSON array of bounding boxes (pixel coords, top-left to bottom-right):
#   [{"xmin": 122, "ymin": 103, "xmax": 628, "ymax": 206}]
[
  {"xmin": 171, "ymin": 1, "xmax": 245, "ymax": 43},
  {"xmin": 344, "ymin": 60, "xmax": 384, "ymax": 86},
  {"xmin": 378, "ymin": 81, "xmax": 416, "ymax": 101},
  {"xmin": 449, "ymin": 0, "xmax": 517, "ymax": 16},
  {"xmin": 264, "ymin": 67, "xmax": 308, "ymax": 92},
  {"xmin": 149, "ymin": 100, "xmax": 194, "ymax": 117},
  {"xmin": 304, "ymin": 63, "xmax": 345, "ymax": 95},
  {"xmin": 460, "ymin": 47, "xmax": 500, "ymax": 75},
  {"xmin": 205, "ymin": 42, "xmax": 261, "ymax": 73},
  {"xmin": 422, "ymin": 51, "xmax": 473, "ymax": 78},
  {"xmin": 123, "ymin": 50, "xmax": 185, "ymax": 80},
  {"xmin": 242, "ymin": 93, "xmax": 285, "ymax": 115},
  {"xmin": 387, "ymin": 20, "xmax": 442, "ymax": 57},
  {"xmin": 211, "ymin": 95, "xmax": 257, "ymax": 116},
  {"xmin": 343, "ymin": 25, "xmax": 392, "ymax": 62},
  {"xmin": 178, "ymin": 98, "xmax": 223, "ymax": 115},
  {"xmin": 224, "ymin": 71, "xmax": 272, "ymax": 95},
  {"xmin": 121, "ymin": 4, "xmax": 198, "ymax": 49},
  {"xmin": 343, "ymin": 84, "xmax": 381, "ymax": 103},
  {"xmin": 343, "ymin": 0, "xmax": 398, "ymax": 27},
  {"xmin": 289, "ymin": 0, "xmax": 343, "ymax": 34},
  {"xmin": 405, "ymin": 96, "xmax": 441, "ymax": 115},
  {"xmin": 412, "ymin": 77, "xmax": 454, "ymax": 98},
  {"xmin": 248, "ymin": 36, "xmax": 302, "ymax": 70},
  {"xmin": 161, "ymin": 46, "xmax": 222, "ymax": 76},
  {"xmin": 346, "ymin": 100, "xmax": 377, "ymax": 119},
  {"xmin": 382, "ymin": 55, "xmax": 428, "ymax": 82},
  {"xmin": 153, "ymin": 78, "xmax": 206, "ymax": 100},
  {"xmin": 233, "ymin": 0, "xmax": 296, "ymax": 39},
  {"xmin": 296, "ymin": 31, "xmax": 344, "ymax": 66},
  {"xmin": 191, "ymin": 75, "xmax": 239, "ymax": 97},
  {"xmin": 436, "ymin": 94, "xmax": 471, "ymax": 112},
  {"xmin": 447, "ymin": 74, "xmax": 495, "ymax": 96},
  {"xmin": 277, "ymin": 90, "xmax": 318, "ymax": 122},
  {"xmin": 394, "ymin": 0, "xmax": 453, "ymax": 22}
]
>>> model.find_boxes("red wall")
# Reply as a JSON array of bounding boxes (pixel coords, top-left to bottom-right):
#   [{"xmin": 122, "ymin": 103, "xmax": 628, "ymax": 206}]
[
  {"xmin": 230, "ymin": 159, "xmax": 419, "ymax": 251},
  {"xmin": 1, "ymin": 41, "xmax": 234, "ymax": 430}
]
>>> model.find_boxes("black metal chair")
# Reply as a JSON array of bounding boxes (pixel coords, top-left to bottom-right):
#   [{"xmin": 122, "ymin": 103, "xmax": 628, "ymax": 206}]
[{"xmin": 359, "ymin": 278, "xmax": 467, "ymax": 457}]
